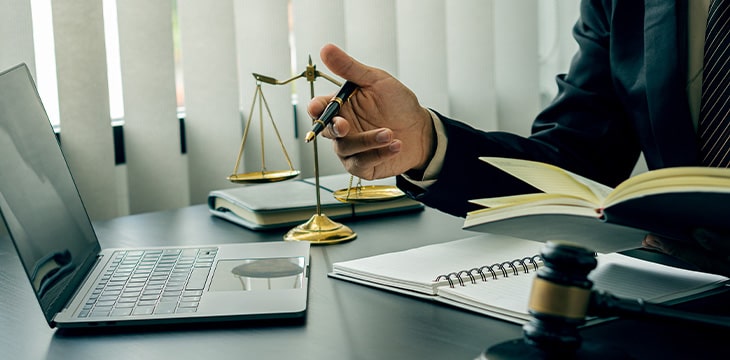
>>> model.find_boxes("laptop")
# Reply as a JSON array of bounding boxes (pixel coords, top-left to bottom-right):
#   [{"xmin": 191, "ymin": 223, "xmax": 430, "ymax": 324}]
[{"xmin": 0, "ymin": 63, "xmax": 310, "ymax": 329}]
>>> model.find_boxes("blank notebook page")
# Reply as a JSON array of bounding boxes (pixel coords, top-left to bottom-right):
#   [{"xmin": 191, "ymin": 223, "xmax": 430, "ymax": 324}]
[{"xmin": 437, "ymin": 252, "xmax": 728, "ymax": 317}]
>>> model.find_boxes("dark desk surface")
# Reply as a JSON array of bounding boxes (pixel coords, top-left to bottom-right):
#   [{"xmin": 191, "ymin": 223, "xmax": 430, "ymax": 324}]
[{"xmin": 1, "ymin": 205, "xmax": 729, "ymax": 360}]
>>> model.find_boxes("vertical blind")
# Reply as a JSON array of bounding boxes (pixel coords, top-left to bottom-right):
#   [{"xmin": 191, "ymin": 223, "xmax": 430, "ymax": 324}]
[{"xmin": 1, "ymin": 0, "xmax": 579, "ymax": 221}]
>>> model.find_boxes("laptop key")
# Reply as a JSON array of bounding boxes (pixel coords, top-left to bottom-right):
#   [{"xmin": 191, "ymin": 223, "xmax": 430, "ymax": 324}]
[
  {"xmin": 154, "ymin": 302, "xmax": 177, "ymax": 314},
  {"xmin": 132, "ymin": 305, "xmax": 155, "ymax": 315},
  {"xmin": 186, "ymin": 268, "xmax": 210, "ymax": 290},
  {"xmin": 90, "ymin": 307, "xmax": 112, "ymax": 317},
  {"xmin": 111, "ymin": 308, "xmax": 133, "ymax": 317},
  {"xmin": 178, "ymin": 301, "xmax": 199, "ymax": 308},
  {"xmin": 175, "ymin": 307, "xmax": 197, "ymax": 314}
]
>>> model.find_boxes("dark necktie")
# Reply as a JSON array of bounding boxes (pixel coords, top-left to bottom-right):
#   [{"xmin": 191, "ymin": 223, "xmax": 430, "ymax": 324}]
[{"xmin": 699, "ymin": 0, "xmax": 730, "ymax": 167}]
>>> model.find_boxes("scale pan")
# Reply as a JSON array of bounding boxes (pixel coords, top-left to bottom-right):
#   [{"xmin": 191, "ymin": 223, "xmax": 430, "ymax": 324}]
[
  {"xmin": 227, "ymin": 170, "xmax": 300, "ymax": 184},
  {"xmin": 333, "ymin": 185, "xmax": 405, "ymax": 203}
]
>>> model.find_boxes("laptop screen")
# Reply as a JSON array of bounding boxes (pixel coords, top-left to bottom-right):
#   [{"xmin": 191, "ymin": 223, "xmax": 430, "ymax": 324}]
[{"xmin": 0, "ymin": 64, "xmax": 100, "ymax": 322}]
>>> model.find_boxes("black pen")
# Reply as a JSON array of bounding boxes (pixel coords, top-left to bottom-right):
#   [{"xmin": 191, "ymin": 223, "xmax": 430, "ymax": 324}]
[{"xmin": 305, "ymin": 81, "xmax": 359, "ymax": 143}]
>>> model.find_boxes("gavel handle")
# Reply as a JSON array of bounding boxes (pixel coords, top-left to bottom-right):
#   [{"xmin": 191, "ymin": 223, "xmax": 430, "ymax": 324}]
[{"xmin": 588, "ymin": 290, "xmax": 730, "ymax": 329}]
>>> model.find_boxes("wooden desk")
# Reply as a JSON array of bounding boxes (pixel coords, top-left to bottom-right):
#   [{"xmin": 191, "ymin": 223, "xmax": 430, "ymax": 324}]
[{"xmin": 1, "ymin": 205, "xmax": 729, "ymax": 359}]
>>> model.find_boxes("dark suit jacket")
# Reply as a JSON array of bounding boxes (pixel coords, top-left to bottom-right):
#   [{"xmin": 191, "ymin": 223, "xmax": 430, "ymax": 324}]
[{"xmin": 398, "ymin": 0, "xmax": 698, "ymax": 218}]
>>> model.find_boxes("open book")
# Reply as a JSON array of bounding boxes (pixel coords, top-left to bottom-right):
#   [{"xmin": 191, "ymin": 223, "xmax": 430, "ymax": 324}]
[
  {"xmin": 329, "ymin": 235, "xmax": 728, "ymax": 324},
  {"xmin": 463, "ymin": 157, "xmax": 730, "ymax": 252}
]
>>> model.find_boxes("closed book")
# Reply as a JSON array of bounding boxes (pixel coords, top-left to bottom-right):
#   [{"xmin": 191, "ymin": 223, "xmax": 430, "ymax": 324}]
[{"xmin": 208, "ymin": 173, "xmax": 423, "ymax": 230}]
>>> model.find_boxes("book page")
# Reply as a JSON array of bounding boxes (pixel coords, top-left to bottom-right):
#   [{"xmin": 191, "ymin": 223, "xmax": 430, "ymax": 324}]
[
  {"xmin": 481, "ymin": 157, "xmax": 612, "ymax": 205},
  {"xmin": 604, "ymin": 168, "xmax": 730, "ymax": 207},
  {"xmin": 469, "ymin": 193, "xmax": 597, "ymax": 209},
  {"xmin": 588, "ymin": 253, "xmax": 728, "ymax": 302},
  {"xmin": 466, "ymin": 204, "xmax": 599, "ymax": 223},
  {"xmin": 330, "ymin": 234, "xmax": 545, "ymax": 295},
  {"xmin": 609, "ymin": 166, "xmax": 730, "ymax": 193},
  {"xmin": 436, "ymin": 252, "xmax": 728, "ymax": 320},
  {"xmin": 437, "ymin": 270, "xmax": 536, "ymax": 319}
]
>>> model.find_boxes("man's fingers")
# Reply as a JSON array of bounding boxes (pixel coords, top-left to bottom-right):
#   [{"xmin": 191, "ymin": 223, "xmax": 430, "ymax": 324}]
[
  {"xmin": 320, "ymin": 43, "xmax": 381, "ymax": 87},
  {"xmin": 340, "ymin": 143, "xmax": 401, "ymax": 180},
  {"xmin": 643, "ymin": 235, "xmax": 704, "ymax": 265},
  {"xmin": 307, "ymin": 95, "xmax": 331, "ymax": 120},
  {"xmin": 333, "ymin": 128, "xmax": 393, "ymax": 157},
  {"xmin": 643, "ymin": 234, "xmax": 730, "ymax": 276},
  {"xmin": 320, "ymin": 117, "xmax": 348, "ymax": 139}
]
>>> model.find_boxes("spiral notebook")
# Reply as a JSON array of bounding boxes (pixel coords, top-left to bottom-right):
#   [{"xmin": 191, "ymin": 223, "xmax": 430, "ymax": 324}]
[{"xmin": 329, "ymin": 234, "xmax": 728, "ymax": 324}]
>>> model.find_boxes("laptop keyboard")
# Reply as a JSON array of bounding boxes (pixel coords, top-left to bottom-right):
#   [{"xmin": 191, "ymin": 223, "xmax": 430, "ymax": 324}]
[{"xmin": 78, "ymin": 247, "xmax": 218, "ymax": 318}]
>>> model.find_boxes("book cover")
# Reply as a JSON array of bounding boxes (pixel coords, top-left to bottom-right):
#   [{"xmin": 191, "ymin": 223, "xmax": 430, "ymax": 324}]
[{"xmin": 208, "ymin": 173, "xmax": 423, "ymax": 230}]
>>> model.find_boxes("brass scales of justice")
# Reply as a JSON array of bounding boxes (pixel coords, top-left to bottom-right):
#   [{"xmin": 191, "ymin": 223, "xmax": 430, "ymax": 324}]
[{"xmin": 227, "ymin": 56, "xmax": 406, "ymax": 244}]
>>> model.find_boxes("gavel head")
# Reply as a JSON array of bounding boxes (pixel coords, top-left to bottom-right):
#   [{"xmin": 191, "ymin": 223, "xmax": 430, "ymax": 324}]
[{"xmin": 523, "ymin": 241, "xmax": 598, "ymax": 354}]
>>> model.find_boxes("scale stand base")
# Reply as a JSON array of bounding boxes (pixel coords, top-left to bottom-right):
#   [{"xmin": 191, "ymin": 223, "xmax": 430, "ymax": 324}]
[{"xmin": 283, "ymin": 213, "xmax": 356, "ymax": 244}]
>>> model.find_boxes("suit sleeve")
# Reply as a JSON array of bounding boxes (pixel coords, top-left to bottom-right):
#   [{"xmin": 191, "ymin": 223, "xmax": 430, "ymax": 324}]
[{"xmin": 398, "ymin": 0, "xmax": 641, "ymax": 218}]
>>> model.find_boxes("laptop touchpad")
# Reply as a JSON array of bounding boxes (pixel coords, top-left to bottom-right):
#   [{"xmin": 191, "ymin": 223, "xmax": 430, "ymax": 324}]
[{"xmin": 208, "ymin": 257, "xmax": 306, "ymax": 291}]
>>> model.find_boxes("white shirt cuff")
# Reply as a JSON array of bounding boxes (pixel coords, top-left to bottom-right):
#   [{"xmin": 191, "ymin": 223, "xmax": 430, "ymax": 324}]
[{"xmin": 401, "ymin": 109, "xmax": 447, "ymax": 189}]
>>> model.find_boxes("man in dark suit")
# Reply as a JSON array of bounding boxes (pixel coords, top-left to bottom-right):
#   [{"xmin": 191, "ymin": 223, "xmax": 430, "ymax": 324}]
[{"xmin": 308, "ymin": 1, "xmax": 730, "ymax": 275}]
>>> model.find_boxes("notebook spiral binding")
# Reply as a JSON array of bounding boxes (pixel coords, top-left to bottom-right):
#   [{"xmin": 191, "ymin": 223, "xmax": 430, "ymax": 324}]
[{"xmin": 433, "ymin": 255, "xmax": 543, "ymax": 288}]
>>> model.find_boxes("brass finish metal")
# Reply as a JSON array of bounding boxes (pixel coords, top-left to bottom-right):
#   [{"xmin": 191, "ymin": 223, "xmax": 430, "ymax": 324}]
[
  {"xmin": 264, "ymin": 56, "xmax": 356, "ymax": 243},
  {"xmin": 527, "ymin": 277, "xmax": 591, "ymax": 320},
  {"xmin": 228, "ymin": 73, "xmax": 299, "ymax": 184},
  {"xmin": 283, "ymin": 213, "xmax": 357, "ymax": 244},
  {"xmin": 333, "ymin": 176, "xmax": 405, "ymax": 203},
  {"xmin": 333, "ymin": 185, "xmax": 406, "ymax": 203},
  {"xmin": 304, "ymin": 131, "xmax": 316, "ymax": 143},
  {"xmin": 227, "ymin": 170, "xmax": 300, "ymax": 184}
]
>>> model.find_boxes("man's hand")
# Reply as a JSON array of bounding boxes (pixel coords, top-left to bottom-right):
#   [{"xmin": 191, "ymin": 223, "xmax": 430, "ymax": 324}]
[
  {"xmin": 642, "ymin": 229, "xmax": 730, "ymax": 276},
  {"xmin": 307, "ymin": 43, "xmax": 435, "ymax": 180}
]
